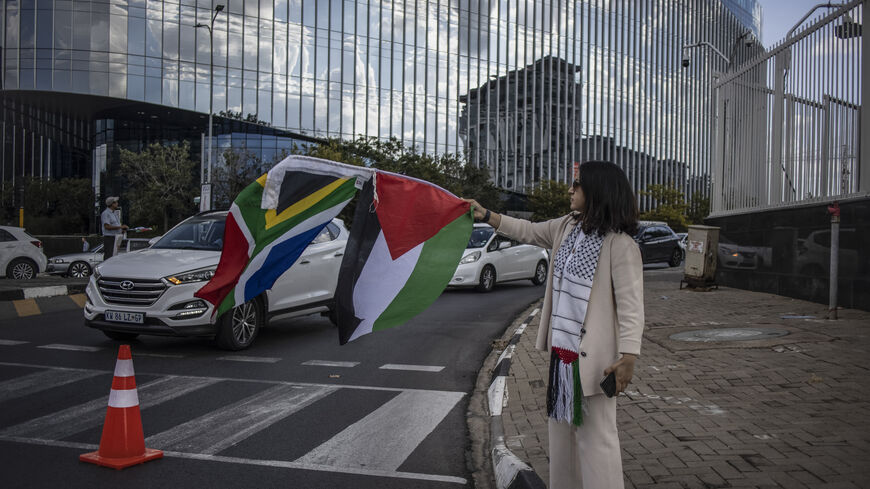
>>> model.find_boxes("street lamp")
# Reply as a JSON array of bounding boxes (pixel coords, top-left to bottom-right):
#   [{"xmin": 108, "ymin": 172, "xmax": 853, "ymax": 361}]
[{"xmin": 195, "ymin": 3, "xmax": 224, "ymax": 212}]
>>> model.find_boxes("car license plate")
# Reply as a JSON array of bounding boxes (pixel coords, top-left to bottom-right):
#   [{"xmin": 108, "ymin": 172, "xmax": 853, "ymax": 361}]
[{"xmin": 105, "ymin": 311, "xmax": 144, "ymax": 324}]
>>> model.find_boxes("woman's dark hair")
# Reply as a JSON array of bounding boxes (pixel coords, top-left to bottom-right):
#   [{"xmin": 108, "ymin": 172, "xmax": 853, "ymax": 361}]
[{"xmin": 573, "ymin": 160, "xmax": 638, "ymax": 236}]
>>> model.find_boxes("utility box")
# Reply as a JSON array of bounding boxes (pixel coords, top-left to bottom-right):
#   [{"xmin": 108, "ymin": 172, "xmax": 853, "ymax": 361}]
[{"xmin": 683, "ymin": 225, "xmax": 719, "ymax": 288}]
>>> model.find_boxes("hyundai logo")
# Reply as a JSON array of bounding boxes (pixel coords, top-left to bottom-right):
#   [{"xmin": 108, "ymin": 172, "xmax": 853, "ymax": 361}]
[{"xmin": 120, "ymin": 280, "xmax": 135, "ymax": 290}]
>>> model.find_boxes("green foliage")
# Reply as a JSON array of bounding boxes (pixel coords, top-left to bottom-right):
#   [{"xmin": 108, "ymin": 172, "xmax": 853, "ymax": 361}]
[
  {"xmin": 119, "ymin": 142, "xmax": 198, "ymax": 233},
  {"xmin": 212, "ymin": 147, "xmax": 271, "ymax": 209},
  {"xmin": 639, "ymin": 183, "xmax": 689, "ymax": 231},
  {"xmin": 527, "ymin": 180, "xmax": 571, "ymax": 221},
  {"xmin": 1, "ymin": 178, "xmax": 94, "ymax": 234},
  {"xmin": 687, "ymin": 192, "xmax": 711, "ymax": 224}
]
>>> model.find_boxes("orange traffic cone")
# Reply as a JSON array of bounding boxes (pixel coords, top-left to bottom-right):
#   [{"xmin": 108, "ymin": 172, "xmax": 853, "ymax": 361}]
[{"xmin": 80, "ymin": 344, "xmax": 163, "ymax": 469}]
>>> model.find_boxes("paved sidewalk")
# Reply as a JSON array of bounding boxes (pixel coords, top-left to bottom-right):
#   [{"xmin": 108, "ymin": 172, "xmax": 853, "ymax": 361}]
[{"xmin": 499, "ymin": 268, "xmax": 870, "ymax": 488}]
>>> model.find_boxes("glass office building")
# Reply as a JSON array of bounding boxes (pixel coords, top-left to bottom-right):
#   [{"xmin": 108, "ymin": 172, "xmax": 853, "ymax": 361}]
[{"xmin": 1, "ymin": 0, "xmax": 761, "ymax": 215}]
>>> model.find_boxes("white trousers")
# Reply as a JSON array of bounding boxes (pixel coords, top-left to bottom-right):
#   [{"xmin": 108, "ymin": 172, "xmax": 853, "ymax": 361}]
[{"xmin": 548, "ymin": 394, "xmax": 624, "ymax": 489}]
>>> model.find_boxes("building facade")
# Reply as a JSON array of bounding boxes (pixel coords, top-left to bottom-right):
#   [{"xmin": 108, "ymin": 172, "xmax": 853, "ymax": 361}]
[{"xmin": 1, "ymin": 0, "xmax": 762, "ymax": 221}]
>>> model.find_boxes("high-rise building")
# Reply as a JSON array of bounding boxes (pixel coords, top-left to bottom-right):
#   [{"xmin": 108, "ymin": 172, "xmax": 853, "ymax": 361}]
[{"xmin": 1, "ymin": 0, "xmax": 762, "ymax": 219}]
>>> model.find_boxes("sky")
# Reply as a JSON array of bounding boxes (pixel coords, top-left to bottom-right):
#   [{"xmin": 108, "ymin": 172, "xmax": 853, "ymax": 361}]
[{"xmin": 758, "ymin": 0, "xmax": 846, "ymax": 46}]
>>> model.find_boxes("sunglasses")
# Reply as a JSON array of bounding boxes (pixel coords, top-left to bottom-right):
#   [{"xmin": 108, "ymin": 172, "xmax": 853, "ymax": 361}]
[{"xmin": 572, "ymin": 178, "xmax": 581, "ymax": 188}]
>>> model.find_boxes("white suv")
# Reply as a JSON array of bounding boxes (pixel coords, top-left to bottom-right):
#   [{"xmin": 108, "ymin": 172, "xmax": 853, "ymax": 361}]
[
  {"xmin": 83, "ymin": 211, "xmax": 348, "ymax": 350},
  {"xmin": 0, "ymin": 225, "xmax": 48, "ymax": 279}
]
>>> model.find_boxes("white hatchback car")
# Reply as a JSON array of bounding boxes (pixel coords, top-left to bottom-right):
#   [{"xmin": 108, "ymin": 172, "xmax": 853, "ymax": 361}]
[
  {"xmin": 84, "ymin": 211, "xmax": 348, "ymax": 350},
  {"xmin": 450, "ymin": 223, "xmax": 549, "ymax": 292},
  {"xmin": 0, "ymin": 225, "xmax": 48, "ymax": 280}
]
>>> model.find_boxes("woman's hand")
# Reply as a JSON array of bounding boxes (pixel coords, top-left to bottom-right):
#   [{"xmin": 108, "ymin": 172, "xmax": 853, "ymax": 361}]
[
  {"xmin": 604, "ymin": 353, "xmax": 636, "ymax": 395},
  {"xmin": 462, "ymin": 198, "xmax": 487, "ymax": 221}
]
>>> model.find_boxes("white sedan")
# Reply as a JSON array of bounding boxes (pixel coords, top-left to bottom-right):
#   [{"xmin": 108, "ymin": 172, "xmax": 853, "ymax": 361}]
[{"xmin": 450, "ymin": 223, "xmax": 549, "ymax": 292}]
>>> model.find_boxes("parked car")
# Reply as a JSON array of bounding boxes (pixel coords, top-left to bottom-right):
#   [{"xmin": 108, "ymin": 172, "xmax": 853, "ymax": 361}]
[
  {"xmin": 83, "ymin": 211, "xmax": 348, "ymax": 350},
  {"xmin": 634, "ymin": 221, "xmax": 683, "ymax": 266},
  {"xmin": 47, "ymin": 238, "xmax": 152, "ymax": 278},
  {"xmin": 0, "ymin": 225, "xmax": 48, "ymax": 280},
  {"xmin": 449, "ymin": 223, "xmax": 549, "ymax": 292}
]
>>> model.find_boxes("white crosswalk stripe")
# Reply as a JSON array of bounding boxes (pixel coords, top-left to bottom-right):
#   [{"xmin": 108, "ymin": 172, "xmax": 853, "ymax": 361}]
[
  {"xmin": 0, "ymin": 368, "xmax": 102, "ymax": 404},
  {"xmin": 379, "ymin": 364, "xmax": 445, "ymax": 372},
  {"xmin": 0, "ymin": 363, "xmax": 467, "ymax": 484},
  {"xmin": 302, "ymin": 360, "xmax": 359, "ymax": 368},
  {"xmin": 146, "ymin": 383, "xmax": 337, "ymax": 454},
  {"xmin": 294, "ymin": 390, "xmax": 465, "ymax": 471},
  {"xmin": 0, "ymin": 375, "xmax": 218, "ymax": 439}
]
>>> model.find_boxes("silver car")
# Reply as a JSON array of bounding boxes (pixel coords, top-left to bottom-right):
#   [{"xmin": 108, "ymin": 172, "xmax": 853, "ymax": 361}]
[{"xmin": 47, "ymin": 238, "xmax": 152, "ymax": 278}]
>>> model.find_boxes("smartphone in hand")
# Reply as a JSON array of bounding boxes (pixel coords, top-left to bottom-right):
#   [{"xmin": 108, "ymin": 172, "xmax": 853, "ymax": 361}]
[{"xmin": 600, "ymin": 371, "xmax": 617, "ymax": 398}]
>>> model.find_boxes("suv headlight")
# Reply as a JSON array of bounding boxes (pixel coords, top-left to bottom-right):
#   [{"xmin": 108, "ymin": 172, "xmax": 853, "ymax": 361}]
[
  {"xmin": 460, "ymin": 251, "xmax": 481, "ymax": 264},
  {"xmin": 52, "ymin": 258, "xmax": 67, "ymax": 264},
  {"xmin": 164, "ymin": 267, "xmax": 217, "ymax": 285}
]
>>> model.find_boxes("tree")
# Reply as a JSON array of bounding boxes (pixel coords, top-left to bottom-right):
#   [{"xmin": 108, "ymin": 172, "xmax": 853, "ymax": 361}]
[
  {"xmin": 687, "ymin": 192, "xmax": 710, "ymax": 225},
  {"xmin": 527, "ymin": 180, "xmax": 571, "ymax": 221},
  {"xmin": 119, "ymin": 142, "xmax": 198, "ymax": 232},
  {"xmin": 639, "ymin": 183, "xmax": 689, "ymax": 231},
  {"xmin": 212, "ymin": 147, "xmax": 270, "ymax": 209}
]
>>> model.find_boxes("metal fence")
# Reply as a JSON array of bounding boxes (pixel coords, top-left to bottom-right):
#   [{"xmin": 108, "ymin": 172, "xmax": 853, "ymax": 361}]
[{"xmin": 711, "ymin": 0, "xmax": 867, "ymax": 216}]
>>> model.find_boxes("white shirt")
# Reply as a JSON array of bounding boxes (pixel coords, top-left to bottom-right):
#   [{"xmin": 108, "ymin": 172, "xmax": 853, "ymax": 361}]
[{"xmin": 101, "ymin": 208, "xmax": 122, "ymax": 236}]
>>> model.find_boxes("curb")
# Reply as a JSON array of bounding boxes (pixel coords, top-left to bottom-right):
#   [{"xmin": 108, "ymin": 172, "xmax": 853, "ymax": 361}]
[
  {"xmin": 488, "ymin": 307, "xmax": 547, "ymax": 489},
  {"xmin": 0, "ymin": 283, "xmax": 87, "ymax": 301}
]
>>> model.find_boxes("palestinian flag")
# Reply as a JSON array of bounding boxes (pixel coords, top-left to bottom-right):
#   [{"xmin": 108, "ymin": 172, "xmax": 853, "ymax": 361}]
[
  {"xmin": 196, "ymin": 156, "xmax": 373, "ymax": 317},
  {"xmin": 335, "ymin": 171, "xmax": 473, "ymax": 344}
]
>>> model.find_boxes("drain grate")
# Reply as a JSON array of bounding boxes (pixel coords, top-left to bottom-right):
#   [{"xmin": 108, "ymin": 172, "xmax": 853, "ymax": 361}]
[{"xmin": 670, "ymin": 328, "xmax": 790, "ymax": 342}]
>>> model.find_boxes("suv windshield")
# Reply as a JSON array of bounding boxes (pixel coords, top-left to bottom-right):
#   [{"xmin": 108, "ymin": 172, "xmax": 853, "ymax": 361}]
[
  {"xmin": 152, "ymin": 214, "xmax": 226, "ymax": 251},
  {"xmin": 467, "ymin": 228, "xmax": 494, "ymax": 248}
]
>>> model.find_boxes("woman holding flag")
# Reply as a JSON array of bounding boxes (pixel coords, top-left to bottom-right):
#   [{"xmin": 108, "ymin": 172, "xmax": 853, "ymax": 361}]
[{"xmin": 465, "ymin": 160, "xmax": 644, "ymax": 489}]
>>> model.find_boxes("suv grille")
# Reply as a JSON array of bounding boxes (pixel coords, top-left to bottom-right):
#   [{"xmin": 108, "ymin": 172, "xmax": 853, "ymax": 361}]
[{"xmin": 98, "ymin": 277, "xmax": 166, "ymax": 306}]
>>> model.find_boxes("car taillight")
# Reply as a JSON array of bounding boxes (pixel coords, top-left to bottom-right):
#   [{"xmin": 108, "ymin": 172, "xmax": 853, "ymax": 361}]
[{"xmin": 30, "ymin": 240, "xmax": 42, "ymax": 248}]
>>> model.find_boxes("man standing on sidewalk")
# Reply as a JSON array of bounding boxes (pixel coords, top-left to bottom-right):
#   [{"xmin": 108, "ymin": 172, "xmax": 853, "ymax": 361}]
[{"xmin": 101, "ymin": 196, "xmax": 128, "ymax": 261}]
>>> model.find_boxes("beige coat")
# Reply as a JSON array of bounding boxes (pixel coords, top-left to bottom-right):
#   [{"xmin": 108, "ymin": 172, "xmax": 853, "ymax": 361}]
[{"xmin": 497, "ymin": 214, "xmax": 645, "ymax": 396}]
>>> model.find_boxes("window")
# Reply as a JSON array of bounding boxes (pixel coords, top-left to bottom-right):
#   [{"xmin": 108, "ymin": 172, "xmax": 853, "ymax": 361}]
[
  {"xmin": 311, "ymin": 222, "xmax": 338, "ymax": 244},
  {"xmin": 0, "ymin": 229, "xmax": 16, "ymax": 242}
]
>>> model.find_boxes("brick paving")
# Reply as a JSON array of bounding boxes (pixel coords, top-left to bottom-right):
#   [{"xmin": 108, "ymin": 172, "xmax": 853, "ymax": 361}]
[{"xmin": 499, "ymin": 267, "xmax": 870, "ymax": 488}]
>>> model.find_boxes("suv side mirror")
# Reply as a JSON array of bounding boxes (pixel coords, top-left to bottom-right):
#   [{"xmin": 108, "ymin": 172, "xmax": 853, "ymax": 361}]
[{"xmin": 498, "ymin": 240, "xmax": 511, "ymax": 250}]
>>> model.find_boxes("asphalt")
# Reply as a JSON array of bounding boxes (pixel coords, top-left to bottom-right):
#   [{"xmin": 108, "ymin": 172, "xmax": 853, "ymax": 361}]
[
  {"xmin": 480, "ymin": 267, "xmax": 870, "ymax": 489},
  {"xmin": 5, "ymin": 271, "xmax": 870, "ymax": 489},
  {"xmin": 0, "ymin": 275, "xmax": 88, "ymax": 321}
]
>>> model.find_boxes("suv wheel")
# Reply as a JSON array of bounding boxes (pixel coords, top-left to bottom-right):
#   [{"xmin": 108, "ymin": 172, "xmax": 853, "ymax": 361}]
[
  {"xmin": 103, "ymin": 331, "xmax": 140, "ymax": 341},
  {"xmin": 668, "ymin": 248, "xmax": 683, "ymax": 267},
  {"xmin": 69, "ymin": 261, "xmax": 92, "ymax": 278},
  {"xmin": 7, "ymin": 258, "xmax": 37, "ymax": 280},
  {"xmin": 531, "ymin": 260, "xmax": 547, "ymax": 286},
  {"xmin": 476, "ymin": 265, "xmax": 496, "ymax": 293},
  {"xmin": 215, "ymin": 298, "xmax": 263, "ymax": 350}
]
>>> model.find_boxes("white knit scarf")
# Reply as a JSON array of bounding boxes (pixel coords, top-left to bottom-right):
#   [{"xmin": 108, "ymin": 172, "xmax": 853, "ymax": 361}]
[{"xmin": 547, "ymin": 222, "xmax": 604, "ymax": 425}]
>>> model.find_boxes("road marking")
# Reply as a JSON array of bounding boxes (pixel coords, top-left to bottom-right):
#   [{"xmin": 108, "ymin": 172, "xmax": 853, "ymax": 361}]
[
  {"xmin": 0, "ymin": 339, "xmax": 28, "ymax": 346},
  {"xmin": 0, "ymin": 360, "xmax": 462, "ymax": 394},
  {"xmin": 69, "ymin": 294, "xmax": 87, "ymax": 308},
  {"xmin": 37, "ymin": 344, "xmax": 102, "ymax": 352},
  {"xmin": 379, "ymin": 364, "xmax": 445, "ymax": 372},
  {"xmin": 0, "ymin": 369, "xmax": 103, "ymax": 403},
  {"xmin": 147, "ymin": 384, "xmax": 337, "ymax": 454},
  {"xmin": 218, "ymin": 355, "xmax": 281, "ymax": 363},
  {"xmin": 295, "ymin": 390, "xmax": 464, "ymax": 471},
  {"xmin": 136, "ymin": 353, "xmax": 186, "ymax": 359},
  {"xmin": 0, "ymin": 436, "xmax": 467, "ymax": 484},
  {"xmin": 0, "ymin": 376, "xmax": 218, "ymax": 440},
  {"xmin": 12, "ymin": 299, "xmax": 40, "ymax": 317},
  {"xmin": 302, "ymin": 360, "xmax": 359, "ymax": 368}
]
